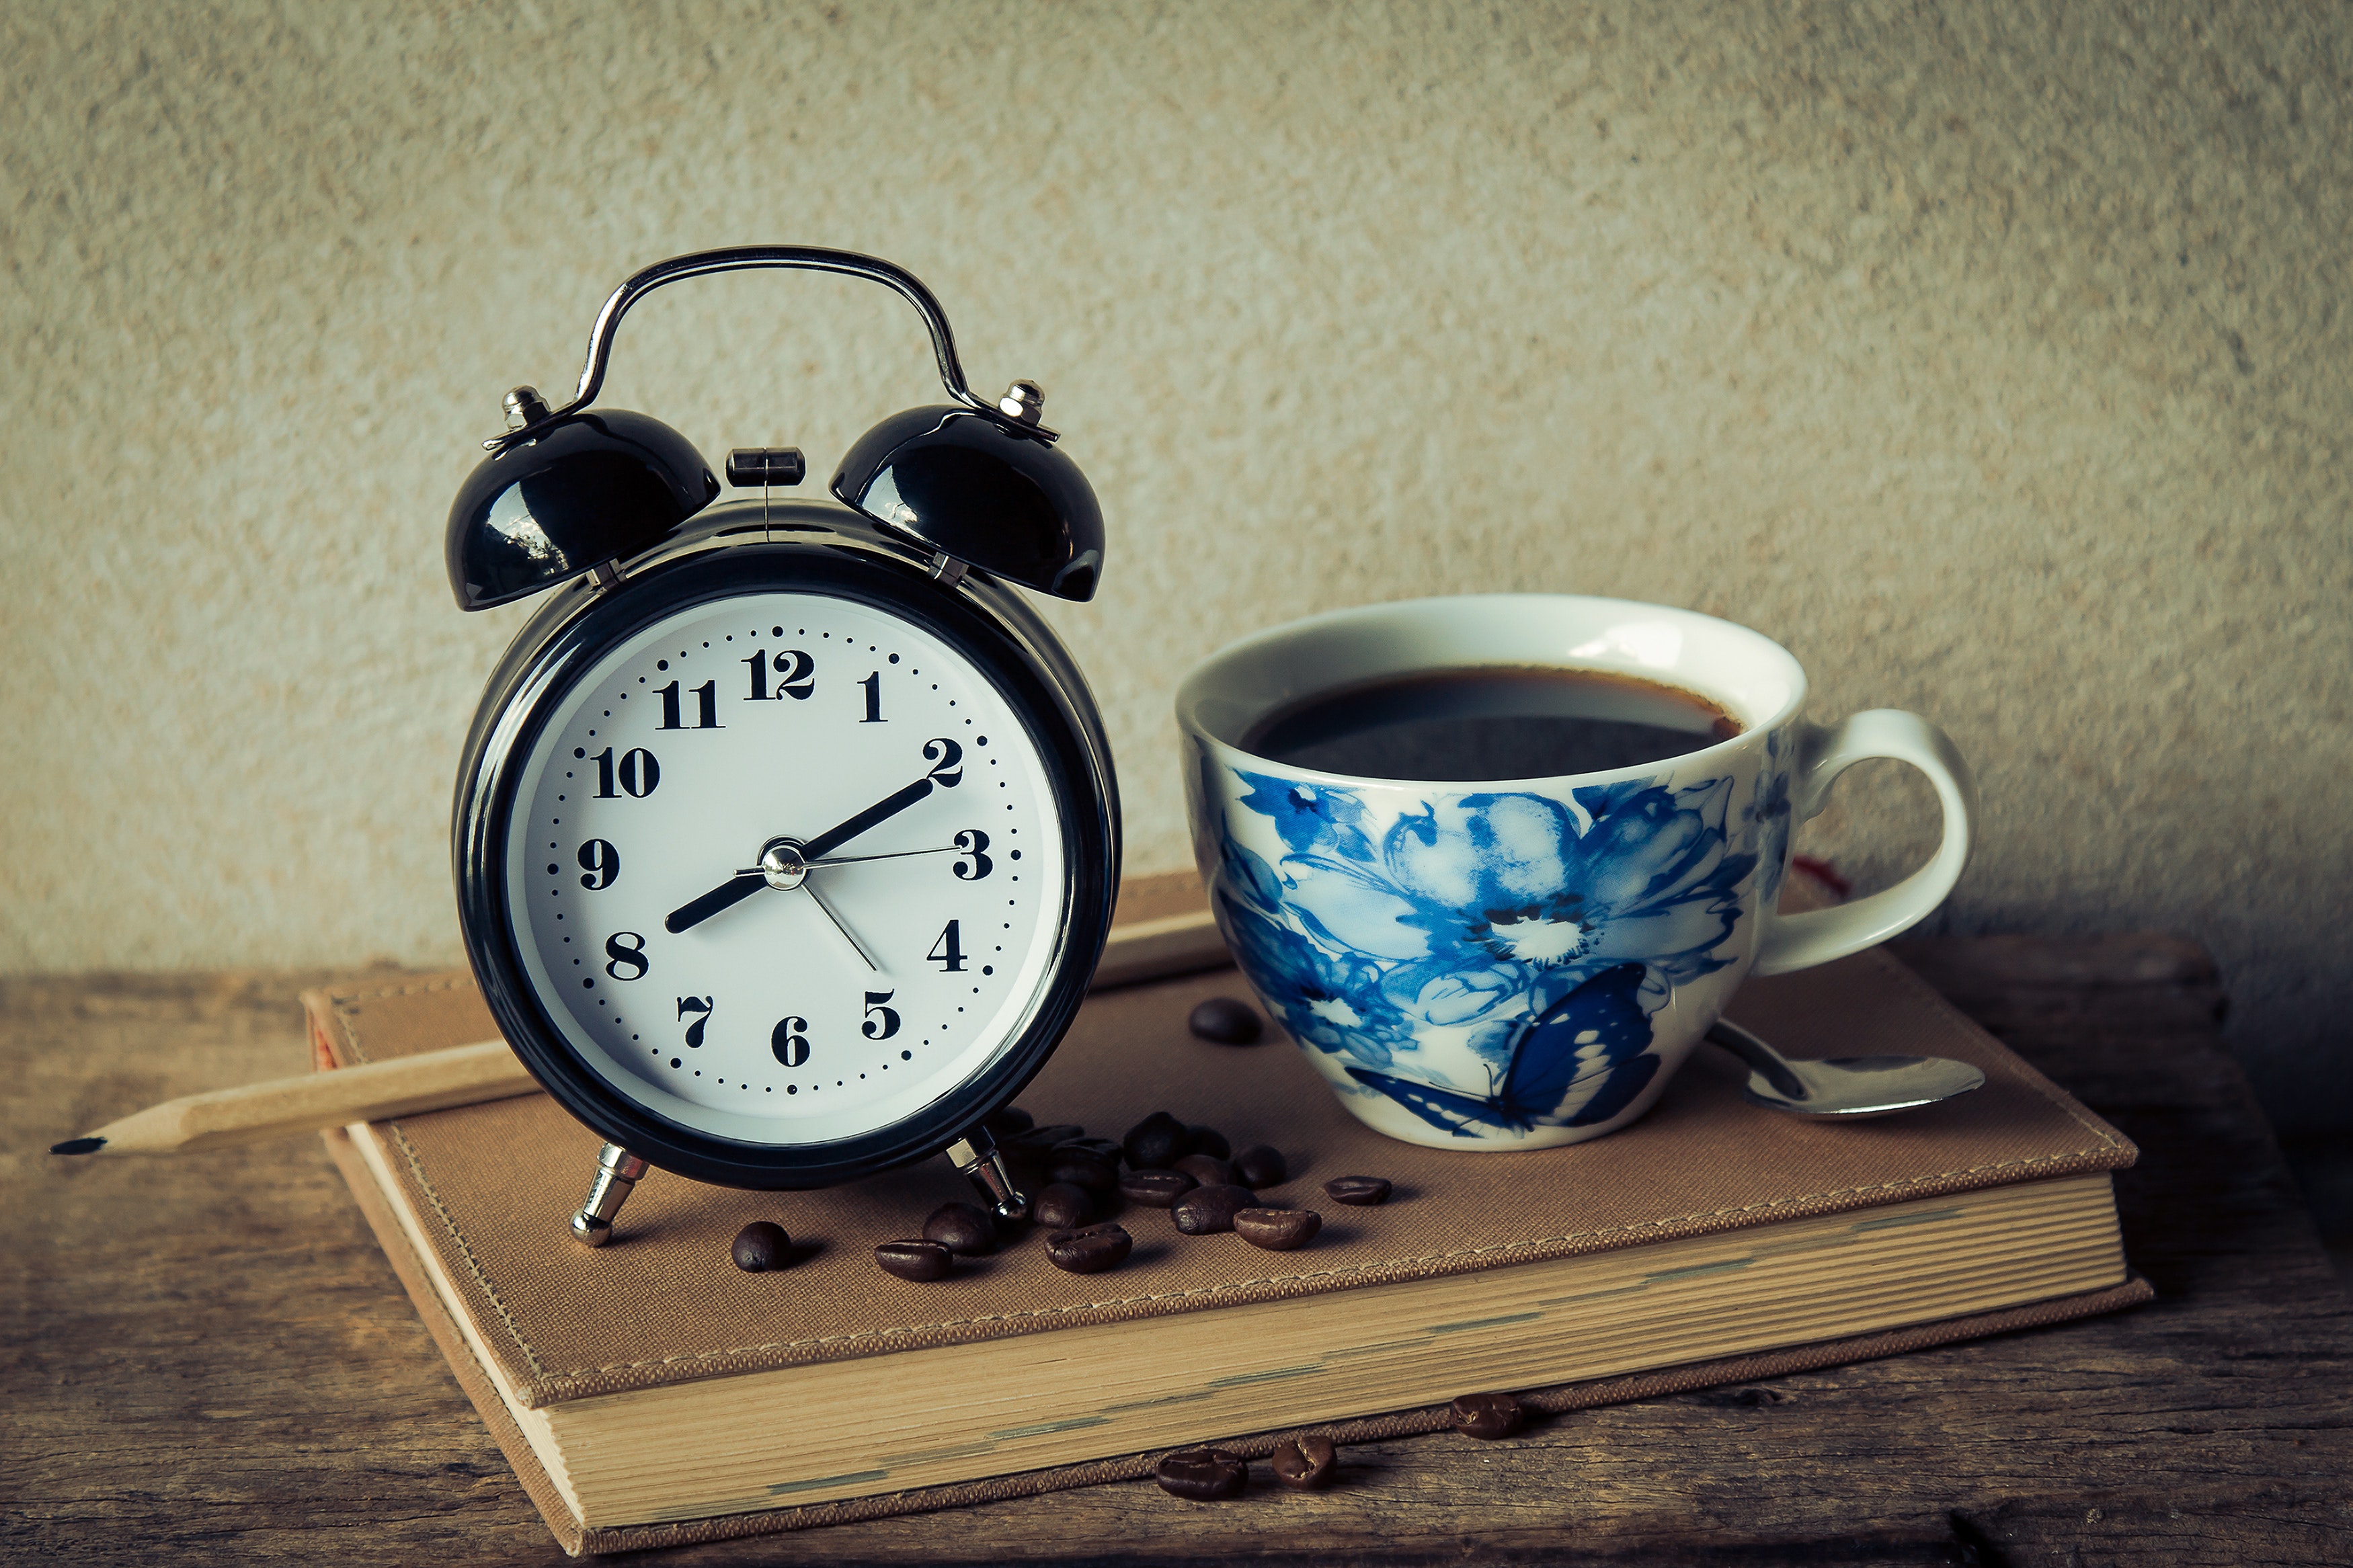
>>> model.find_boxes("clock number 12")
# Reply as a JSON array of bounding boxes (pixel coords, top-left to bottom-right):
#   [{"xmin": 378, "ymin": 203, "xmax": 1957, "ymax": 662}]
[{"xmin": 744, "ymin": 650, "xmax": 815, "ymax": 701}]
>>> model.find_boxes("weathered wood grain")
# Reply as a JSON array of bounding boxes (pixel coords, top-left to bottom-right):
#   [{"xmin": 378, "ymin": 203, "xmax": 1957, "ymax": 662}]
[{"xmin": 4, "ymin": 942, "xmax": 2348, "ymax": 1567}]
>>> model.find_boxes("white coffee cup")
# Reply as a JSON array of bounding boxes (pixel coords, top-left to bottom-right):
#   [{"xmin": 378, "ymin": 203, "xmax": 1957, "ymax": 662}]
[{"xmin": 1176, "ymin": 594, "xmax": 1975, "ymax": 1151}]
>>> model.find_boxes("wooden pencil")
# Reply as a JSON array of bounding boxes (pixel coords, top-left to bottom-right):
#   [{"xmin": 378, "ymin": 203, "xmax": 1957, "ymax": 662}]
[
  {"xmin": 53, "ymin": 907, "xmax": 1230, "ymax": 1157},
  {"xmin": 50, "ymin": 1041, "xmax": 536, "ymax": 1156}
]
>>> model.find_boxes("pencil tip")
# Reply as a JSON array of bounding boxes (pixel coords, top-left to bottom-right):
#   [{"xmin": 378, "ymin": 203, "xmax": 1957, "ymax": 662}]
[{"xmin": 50, "ymin": 1137, "xmax": 105, "ymax": 1156}]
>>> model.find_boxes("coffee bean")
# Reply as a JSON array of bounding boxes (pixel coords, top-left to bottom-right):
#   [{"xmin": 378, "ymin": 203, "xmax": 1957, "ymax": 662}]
[
  {"xmin": 1043, "ymin": 1223, "xmax": 1132, "ymax": 1274},
  {"xmin": 1187, "ymin": 996, "xmax": 1265, "ymax": 1045},
  {"xmin": 1063, "ymin": 1134, "xmax": 1125, "ymax": 1161},
  {"xmin": 1171, "ymin": 1184, "xmax": 1257, "ymax": 1235},
  {"xmin": 922, "ymin": 1202, "xmax": 996, "ymax": 1257},
  {"xmin": 1184, "ymin": 1124, "xmax": 1231, "ymax": 1159},
  {"xmin": 1035, "ymin": 1184, "xmax": 1096, "ymax": 1231},
  {"xmin": 1269, "ymin": 1433, "xmax": 1337, "ymax": 1489},
  {"xmin": 1120, "ymin": 1167, "xmax": 1197, "ymax": 1207},
  {"xmin": 1173, "ymin": 1152, "xmax": 1237, "ymax": 1188},
  {"xmin": 1047, "ymin": 1143, "xmax": 1120, "ymax": 1192},
  {"xmin": 1123, "ymin": 1110, "xmax": 1189, "ymax": 1169},
  {"xmin": 1232, "ymin": 1206, "xmax": 1321, "ymax": 1251},
  {"xmin": 1004, "ymin": 1122, "xmax": 1087, "ymax": 1161},
  {"xmin": 1234, "ymin": 1143, "xmax": 1288, "ymax": 1188},
  {"xmin": 1323, "ymin": 1175, "xmax": 1392, "ymax": 1206},
  {"xmin": 875, "ymin": 1239, "xmax": 953, "ymax": 1282},
  {"xmin": 1000, "ymin": 1128, "xmax": 1084, "ymax": 1182},
  {"xmin": 730, "ymin": 1221, "xmax": 790, "ymax": 1272},
  {"xmin": 1154, "ymin": 1446, "xmax": 1247, "ymax": 1500},
  {"xmin": 1031, "ymin": 1181, "xmax": 1094, "ymax": 1230},
  {"xmin": 984, "ymin": 1105, "xmax": 1035, "ymax": 1138},
  {"xmin": 1449, "ymin": 1391, "xmax": 1524, "ymax": 1439}
]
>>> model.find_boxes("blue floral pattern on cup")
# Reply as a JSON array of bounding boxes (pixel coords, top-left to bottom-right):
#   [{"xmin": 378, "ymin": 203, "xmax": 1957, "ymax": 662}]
[{"xmin": 1207, "ymin": 764, "xmax": 1761, "ymax": 1139}]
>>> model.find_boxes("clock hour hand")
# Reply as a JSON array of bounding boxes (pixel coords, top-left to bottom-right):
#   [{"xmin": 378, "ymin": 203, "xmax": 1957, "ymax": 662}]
[
  {"xmin": 801, "ymin": 776, "xmax": 936, "ymax": 861},
  {"xmin": 664, "ymin": 872, "xmax": 768, "ymax": 934},
  {"xmin": 668, "ymin": 768, "xmax": 943, "ymax": 935}
]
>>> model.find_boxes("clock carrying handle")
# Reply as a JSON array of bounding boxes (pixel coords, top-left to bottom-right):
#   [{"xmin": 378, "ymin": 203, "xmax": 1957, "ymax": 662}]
[{"xmin": 483, "ymin": 245, "xmax": 1057, "ymax": 452}]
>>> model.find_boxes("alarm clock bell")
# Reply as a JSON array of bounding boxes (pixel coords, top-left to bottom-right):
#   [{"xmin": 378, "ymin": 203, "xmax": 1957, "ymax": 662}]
[
  {"xmin": 440, "ymin": 247, "xmax": 1121, "ymax": 1247},
  {"xmin": 446, "ymin": 247, "xmax": 1104, "ymax": 614}
]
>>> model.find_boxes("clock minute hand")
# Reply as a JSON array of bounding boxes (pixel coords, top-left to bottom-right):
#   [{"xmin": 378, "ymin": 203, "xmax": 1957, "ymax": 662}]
[
  {"xmin": 664, "ymin": 871, "xmax": 768, "ymax": 934},
  {"xmin": 801, "ymin": 776, "xmax": 936, "ymax": 862}
]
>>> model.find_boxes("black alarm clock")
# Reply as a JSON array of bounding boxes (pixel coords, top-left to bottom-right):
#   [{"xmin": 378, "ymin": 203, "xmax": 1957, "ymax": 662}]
[{"xmin": 443, "ymin": 247, "xmax": 1119, "ymax": 1245}]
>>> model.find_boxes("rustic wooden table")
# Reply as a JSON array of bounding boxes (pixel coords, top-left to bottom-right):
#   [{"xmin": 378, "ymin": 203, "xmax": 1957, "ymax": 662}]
[{"xmin": 6, "ymin": 936, "xmax": 2348, "ymax": 1566}]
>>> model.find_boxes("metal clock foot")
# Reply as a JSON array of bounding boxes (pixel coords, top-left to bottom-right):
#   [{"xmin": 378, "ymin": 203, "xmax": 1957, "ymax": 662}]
[
  {"xmin": 946, "ymin": 1130, "xmax": 1029, "ymax": 1223},
  {"xmin": 569, "ymin": 1143, "xmax": 652, "ymax": 1247}
]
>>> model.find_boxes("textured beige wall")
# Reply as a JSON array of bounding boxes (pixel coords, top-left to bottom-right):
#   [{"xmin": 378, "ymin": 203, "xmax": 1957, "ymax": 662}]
[{"xmin": 3, "ymin": 2, "xmax": 2346, "ymax": 1128}]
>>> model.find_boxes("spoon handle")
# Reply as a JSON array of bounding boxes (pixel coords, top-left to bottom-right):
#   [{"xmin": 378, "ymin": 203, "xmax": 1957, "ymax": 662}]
[{"xmin": 1704, "ymin": 1020, "xmax": 1812, "ymax": 1103}]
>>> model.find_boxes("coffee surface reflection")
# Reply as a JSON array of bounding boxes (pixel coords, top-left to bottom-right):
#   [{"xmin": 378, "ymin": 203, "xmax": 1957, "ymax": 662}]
[{"xmin": 1240, "ymin": 665, "xmax": 1743, "ymax": 782}]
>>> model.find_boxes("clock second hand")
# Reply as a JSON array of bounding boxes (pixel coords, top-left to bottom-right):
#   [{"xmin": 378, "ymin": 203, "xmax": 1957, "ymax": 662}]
[
  {"xmin": 805, "ymin": 844, "xmax": 956, "ymax": 868},
  {"xmin": 664, "ymin": 773, "xmax": 944, "ymax": 935}
]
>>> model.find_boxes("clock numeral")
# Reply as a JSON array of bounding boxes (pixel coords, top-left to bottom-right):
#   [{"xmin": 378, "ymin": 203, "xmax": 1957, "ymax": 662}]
[
  {"xmin": 777, "ymin": 650, "xmax": 816, "ymax": 699},
  {"xmin": 923, "ymin": 737, "xmax": 963, "ymax": 787},
  {"xmin": 863, "ymin": 990, "xmax": 901, "ymax": 1040},
  {"xmin": 928, "ymin": 919, "xmax": 967, "ymax": 973},
  {"xmin": 951, "ymin": 829, "xmax": 992, "ymax": 880},
  {"xmin": 656, "ymin": 679, "xmax": 722, "ymax": 730},
  {"xmin": 592, "ymin": 746, "xmax": 660, "ymax": 799},
  {"xmin": 603, "ymin": 932, "xmax": 649, "ymax": 981},
  {"xmin": 744, "ymin": 649, "xmax": 815, "ymax": 701},
  {"xmin": 576, "ymin": 839, "xmax": 620, "ymax": 890},
  {"xmin": 676, "ymin": 995, "xmax": 713, "ymax": 1048},
  {"xmin": 859, "ymin": 671, "xmax": 885, "ymax": 723},
  {"xmin": 772, "ymin": 1016, "xmax": 811, "ymax": 1067}
]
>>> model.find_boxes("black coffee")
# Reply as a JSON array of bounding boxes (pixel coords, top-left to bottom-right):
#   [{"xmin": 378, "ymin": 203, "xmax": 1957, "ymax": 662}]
[{"xmin": 1240, "ymin": 666, "xmax": 1741, "ymax": 782}]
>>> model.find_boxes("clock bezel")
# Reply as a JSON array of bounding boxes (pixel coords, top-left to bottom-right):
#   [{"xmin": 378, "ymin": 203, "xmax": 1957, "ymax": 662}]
[{"xmin": 453, "ymin": 507, "xmax": 1119, "ymax": 1190}]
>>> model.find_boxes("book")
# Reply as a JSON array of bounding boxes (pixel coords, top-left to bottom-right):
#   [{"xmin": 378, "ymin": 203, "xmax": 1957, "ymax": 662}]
[{"xmin": 307, "ymin": 879, "xmax": 2149, "ymax": 1556}]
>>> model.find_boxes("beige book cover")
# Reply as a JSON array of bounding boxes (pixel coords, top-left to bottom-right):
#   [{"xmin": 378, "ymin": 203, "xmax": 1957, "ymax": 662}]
[{"xmin": 309, "ymin": 892, "xmax": 2149, "ymax": 1555}]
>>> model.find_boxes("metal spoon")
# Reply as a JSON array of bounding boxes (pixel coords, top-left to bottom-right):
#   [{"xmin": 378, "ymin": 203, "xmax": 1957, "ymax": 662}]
[{"xmin": 1705, "ymin": 1018, "xmax": 1986, "ymax": 1119}]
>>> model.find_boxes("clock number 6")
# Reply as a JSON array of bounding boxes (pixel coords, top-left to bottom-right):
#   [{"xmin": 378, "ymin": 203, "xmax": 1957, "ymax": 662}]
[
  {"xmin": 604, "ymin": 932, "xmax": 649, "ymax": 981},
  {"xmin": 923, "ymin": 737, "xmax": 963, "ymax": 787},
  {"xmin": 772, "ymin": 1016, "xmax": 811, "ymax": 1067},
  {"xmin": 951, "ymin": 829, "xmax": 992, "ymax": 880},
  {"xmin": 863, "ymin": 991, "xmax": 901, "ymax": 1040}
]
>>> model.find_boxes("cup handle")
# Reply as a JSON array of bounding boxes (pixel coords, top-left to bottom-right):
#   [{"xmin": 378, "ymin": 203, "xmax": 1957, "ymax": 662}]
[{"xmin": 1750, "ymin": 709, "xmax": 1977, "ymax": 977}]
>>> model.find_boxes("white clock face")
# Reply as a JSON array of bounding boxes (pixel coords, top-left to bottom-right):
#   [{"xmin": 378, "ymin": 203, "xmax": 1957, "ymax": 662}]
[{"xmin": 504, "ymin": 590, "xmax": 1068, "ymax": 1147}]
